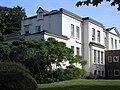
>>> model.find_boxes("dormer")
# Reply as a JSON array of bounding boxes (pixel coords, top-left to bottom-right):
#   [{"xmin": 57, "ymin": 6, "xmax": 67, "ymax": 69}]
[{"xmin": 36, "ymin": 7, "xmax": 44, "ymax": 20}]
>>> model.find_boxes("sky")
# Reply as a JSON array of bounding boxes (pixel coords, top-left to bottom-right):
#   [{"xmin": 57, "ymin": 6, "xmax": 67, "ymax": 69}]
[{"xmin": 0, "ymin": 0, "xmax": 120, "ymax": 32}]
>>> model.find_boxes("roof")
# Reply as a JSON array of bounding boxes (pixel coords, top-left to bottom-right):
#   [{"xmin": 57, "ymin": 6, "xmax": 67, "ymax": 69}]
[
  {"xmin": 24, "ymin": 7, "xmax": 82, "ymax": 21},
  {"xmin": 106, "ymin": 27, "xmax": 120, "ymax": 37},
  {"xmin": 82, "ymin": 17, "xmax": 104, "ymax": 28}
]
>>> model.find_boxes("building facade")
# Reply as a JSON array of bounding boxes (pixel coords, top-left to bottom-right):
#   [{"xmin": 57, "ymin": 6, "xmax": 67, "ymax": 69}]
[
  {"xmin": 105, "ymin": 50, "xmax": 120, "ymax": 78},
  {"xmin": 19, "ymin": 7, "xmax": 120, "ymax": 77}
]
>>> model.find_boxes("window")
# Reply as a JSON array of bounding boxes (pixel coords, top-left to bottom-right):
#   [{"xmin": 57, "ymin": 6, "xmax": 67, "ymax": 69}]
[
  {"xmin": 94, "ymin": 70, "xmax": 97, "ymax": 75},
  {"xmin": 98, "ymin": 51, "xmax": 100, "ymax": 63},
  {"xmin": 71, "ymin": 46, "xmax": 74, "ymax": 54},
  {"xmin": 115, "ymin": 39, "xmax": 117, "ymax": 49},
  {"xmin": 94, "ymin": 50, "xmax": 96, "ymax": 63},
  {"xmin": 24, "ymin": 25, "xmax": 29, "ymax": 34},
  {"xmin": 101, "ymin": 52, "xmax": 103, "ymax": 64},
  {"xmin": 76, "ymin": 26, "xmax": 80, "ymax": 39},
  {"xmin": 98, "ymin": 70, "xmax": 100, "ymax": 76},
  {"xmin": 102, "ymin": 71, "xmax": 104, "ymax": 76},
  {"xmin": 108, "ymin": 70, "xmax": 112, "ymax": 76},
  {"xmin": 113, "ymin": 56, "xmax": 119, "ymax": 62},
  {"xmin": 35, "ymin": 25, "xmax": 41, "ymax": 32},
  {"xmin": 111, "ymin": 38, "xmax": 113, "ymax": 49},
  {"xmin": 92, "ymin": 28, "xmax": 95, "ymax": 41},
  {"xmin": 76, "ymin": 47, "xmax": 80, "ymax": 55},
  {"xmin": 97, "ymin": 30, "xmax": 100, "ymax": 42},
  {"xmin": 71, "ymin": 24, "xmax": 74, "ymax": 37},
  {"xmin": 114, "ymin": 69, "xmax": 119, "ymax": 76},
  {"xmin": 108, "ymin": 56, "xmax": 112, "ymax": 63},
  {"xmin": 38, "ymin": 12, "xmax": 43, "ymax": 19}
]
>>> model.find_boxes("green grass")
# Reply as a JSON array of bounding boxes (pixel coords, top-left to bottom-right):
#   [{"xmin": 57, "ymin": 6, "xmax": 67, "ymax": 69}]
[{"xmin": 37, "ymin": 79, "xmax": 120, "ymax": 90}]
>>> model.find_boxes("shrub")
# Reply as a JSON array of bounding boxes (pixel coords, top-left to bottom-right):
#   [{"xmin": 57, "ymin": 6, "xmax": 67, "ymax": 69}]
[{"xmin": 0, "ymin": 62, "xmax": 37, "ymax": 90}]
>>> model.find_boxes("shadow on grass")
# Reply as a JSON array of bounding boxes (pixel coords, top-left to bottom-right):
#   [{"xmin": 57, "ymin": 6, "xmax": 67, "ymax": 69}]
[{"xmin": 38, "ymin": 85, "xmax": 120, "ymax": 90}]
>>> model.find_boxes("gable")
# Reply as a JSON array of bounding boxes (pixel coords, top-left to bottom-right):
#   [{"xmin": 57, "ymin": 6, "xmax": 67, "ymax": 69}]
[
  {"xmin": 36, "ymin": 7, "xmax": 44, "ymax": 13},
  {"xmin": 109, "ymin": 27, "xmax": 119, "ymax": 36}
]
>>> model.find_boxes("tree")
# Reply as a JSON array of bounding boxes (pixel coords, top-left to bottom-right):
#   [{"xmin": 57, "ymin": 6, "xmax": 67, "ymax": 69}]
[
  {"xmin": 76, "ymin": 0, "xmax": 120, "ymax": 11},
  {"xmin": 0, "ymin": 62, "xmax": 37, "ymax": 90},
  {"xmin": 0, "ymin": 6, "xmax": 26, "ymax": 34}
]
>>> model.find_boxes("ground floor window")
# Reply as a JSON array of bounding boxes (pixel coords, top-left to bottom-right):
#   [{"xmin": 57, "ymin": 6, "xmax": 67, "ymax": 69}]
[
  {"xmin": 94, "ymin": 70, "xmax": 97, "ymax": 76},
  {"xmin": 108, "ymin": 70, "xmax": 112, "ymax": 76},
  {"xmin": 114, "ymin": 69, "xmax": 120, "ymax": 76}
]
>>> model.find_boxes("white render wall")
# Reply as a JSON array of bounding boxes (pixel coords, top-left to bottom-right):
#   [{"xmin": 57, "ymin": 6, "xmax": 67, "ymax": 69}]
[{"xmin": 21, "ymin": 14, "xmax": 62, "ymax": 35}]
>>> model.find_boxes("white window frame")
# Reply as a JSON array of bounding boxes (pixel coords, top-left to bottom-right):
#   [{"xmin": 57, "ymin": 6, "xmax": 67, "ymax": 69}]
[
  {"xmin": 101, "ymin": 52, "xmax": 103, "ymax": 64},
  {"xmin": 115, "ymin": 39, "xmax": 117, "ymax": 49},
  {"xmin": 39, "ymin": 12, "xmax": 43, "ymax": 20},
  {"xmin": 98, "ymin": 51, "xmax": 100, "ymax": 64},
  {"xmin": 114, "ymin": 69, "xmax": 120, "ymax": 76},
  {"xmin": 76, "ymin": 47, "xmax": 80, "ymax": 55},
  {"xmin": 94, "ymin": 50, "xmax": 96, "ymax": 63},
  {"xmin": 71, "ymin": 24, "xmax": 74, "ymax": 38},
  {"xmin": 24, "ymin": 25, "xmax": 29, "ymax": 34},
  {"xmin": 71, "ymin": 46, "xmax": 74, "ymax": 54},
  {"xmin": 92, "ymin": 28, "xmax": 95, "ymax": 41},
  {"xmin": 111, "ymin": 38, "xmax": 113, "ymax": 49},
  {"xmin": 35, "ymin": 25, "xmax": 41, "ymax": 32},
  {"xmin": 76, "ymin": 26, "xmax": 80, "ymax": 39},
  {"xmin": 108, "ymin": 56, "xmax": 112, "ymax": 63},
  {"xmin": 97, "ymin": 30, "xmax": 100, "ymax": 43},
  {"xmin": 113, "ymin": 56, "xmax": 119, "ymax": 62}
]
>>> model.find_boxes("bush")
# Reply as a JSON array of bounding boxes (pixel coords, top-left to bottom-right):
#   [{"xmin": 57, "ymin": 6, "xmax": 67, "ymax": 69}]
[{"xmin": 0, "ymin": 62, "xmax": 37, "ymax": 90}]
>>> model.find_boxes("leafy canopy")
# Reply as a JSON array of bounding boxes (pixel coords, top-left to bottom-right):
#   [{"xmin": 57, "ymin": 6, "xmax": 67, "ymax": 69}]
[{"xmin": 76, "ymin": 0, "xmax": 120, "ymax": 11}]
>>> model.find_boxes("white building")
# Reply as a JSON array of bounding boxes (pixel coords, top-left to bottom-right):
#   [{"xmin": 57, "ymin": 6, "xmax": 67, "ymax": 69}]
[{"xmin": 19, "ymin": 7, "xmax": 120, "ymax": 77}]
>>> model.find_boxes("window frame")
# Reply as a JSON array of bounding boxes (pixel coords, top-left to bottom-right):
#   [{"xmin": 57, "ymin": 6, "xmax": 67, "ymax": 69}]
[
  {"xmin": 97, "ymin": 30, "xmax": 100, "ymax": 43},
  {"xmin": 71, "ymin": 24, "xmax": 74, "ymax": 38},
  {"xmin": 76, "ymin": 26, "xmax": 80, "ymax": 39},
  {"xmin": 108, "ymin": 56, "xmax": 112, "ymax": 63},
  {"xmin": 114, "ymin": 69, "xmax": 120, "ymax": 76},
  {"xmin": 92, "ymin": 28, "xmax": 95, "ymax": 41},
  {"xmin": 113, "ymin": 56, "xmax": 119, "ymax": 62}
]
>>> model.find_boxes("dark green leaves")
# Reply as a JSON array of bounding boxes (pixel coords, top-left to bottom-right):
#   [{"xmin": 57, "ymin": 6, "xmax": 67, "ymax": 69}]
[{"xmin": 76, "ymin": 0, "xmax": 120, "ymax": 11}]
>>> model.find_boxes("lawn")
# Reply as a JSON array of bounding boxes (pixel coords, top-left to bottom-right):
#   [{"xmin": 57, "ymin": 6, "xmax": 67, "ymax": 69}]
[{"xmin": 37, "ymin": 79, "xmax": 120, "ymax": 90}]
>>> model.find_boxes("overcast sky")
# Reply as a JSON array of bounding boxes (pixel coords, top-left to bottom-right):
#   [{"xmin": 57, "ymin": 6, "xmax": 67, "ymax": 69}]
[{"xmin": 1, "ymin": 0, "xmax": 120, "ymax": 32}]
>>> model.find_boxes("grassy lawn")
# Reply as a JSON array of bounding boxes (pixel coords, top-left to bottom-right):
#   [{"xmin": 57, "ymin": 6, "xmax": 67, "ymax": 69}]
[{"xmin": 37, "ymin": 79, "xmax": 120, "ymax": 90}]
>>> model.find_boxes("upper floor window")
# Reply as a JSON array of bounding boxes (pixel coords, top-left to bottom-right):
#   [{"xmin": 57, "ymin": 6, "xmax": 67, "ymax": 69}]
[
  {"xmin": 24, "ymin": 25, "xmax": 29, "ymax": 34},
  {"xmin": 113, "ymin": 56, "xmax": 119, "ymax": 62},
  {"xmin": 35, "ymin": 25, "xmax": 41, "ymax": 32},
  {"xmin": 97, "ymin": 30, "xmax": 100, "ymax": 42},
  {"xmin": 76, "ymin": 47, "xmax": 80, "ymax": 55},
  {"xmin": 115, "ymin": 39, "xmax": 117, "ymax": 49},
  {"xmin": 38, "ymin": 12, "xmax": 43, "ymax": 20},
  {"xmin": 94, "ymin": 50, "xmax": 96, "ymax": 63},
  {"xmin": 76, "ymin": 26, "xmax": 80, "ymax": 39},
  {"xmin": 111, "ymin": 38, "xmax": 113, "ymax": 49},
  {"xmin": 108, "ymin": 56, "xmax": 112, "ymax": 63},
  {"xmin": 71, "ymin": 24, "xmax": 74, "ymax": 38},
  {"xmin": 92, "ymin": 28, "xmax": 95, "ymax": 41}
]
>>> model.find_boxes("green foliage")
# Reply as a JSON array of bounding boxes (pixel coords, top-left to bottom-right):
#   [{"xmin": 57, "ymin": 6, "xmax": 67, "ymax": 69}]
[
  {"xmin": 0, "ymin": 44, "xmax": 10, "ymax": 61},
  {"xmin": 76, "ymin": 0, "xmax": 120, "ymax": 11},
  {"xmin": 0, "ymin": 6, "xmax": 26, "ymax": 34},
  {"xmin": 0, "ymin": 62, "xmax": 37, "ymax": 90},
  {"xmin": 0, "ymin": 33, "xmax": 5, "ymax": 42},
  {"xmin": 1, "ymin": 37, "xmax": 86, "ymax": 84}
]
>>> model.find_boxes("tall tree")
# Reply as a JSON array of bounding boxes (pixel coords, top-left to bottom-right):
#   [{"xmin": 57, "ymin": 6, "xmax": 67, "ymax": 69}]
[
  {"xmin": 0, "ymin": 6, "xmax": 26, "ymax": 34},
  {"xmin": 76, "ymin": 0, "xmax": 120, "ymax": 11}
]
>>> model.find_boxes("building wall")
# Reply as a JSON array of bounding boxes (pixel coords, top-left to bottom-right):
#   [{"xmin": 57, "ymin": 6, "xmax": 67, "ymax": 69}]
[
  {"xmin": 21, "ymin": 14, "xmax": 62, "ymax": 36},
  {"xmin": 105, "ymin": 50, "xmax": 120, "ymax": 78}
]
